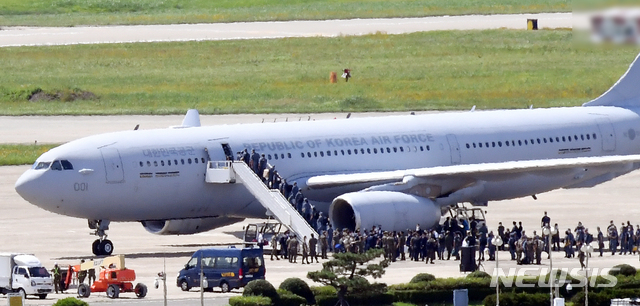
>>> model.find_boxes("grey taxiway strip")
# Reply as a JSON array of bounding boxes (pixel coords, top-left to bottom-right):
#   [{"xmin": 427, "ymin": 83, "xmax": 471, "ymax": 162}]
[{"xmin": 0, "ymin": 13, "xmax": 571, "ymax": 47}]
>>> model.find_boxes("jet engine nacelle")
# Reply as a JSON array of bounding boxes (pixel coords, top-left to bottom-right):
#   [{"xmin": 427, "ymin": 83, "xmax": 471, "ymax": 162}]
[
  {"xmin": 329, "ymin": 191, "xmax": 441, "ymax": 232},
  {"xmin": 141, "ymin": 217, "xmax": 244, "ymax": 235}
]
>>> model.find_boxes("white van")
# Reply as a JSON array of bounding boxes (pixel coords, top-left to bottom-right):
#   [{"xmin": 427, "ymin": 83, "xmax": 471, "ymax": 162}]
[{"xmin": 0, "ymin": 253, "xmax": 54, "ymax": 299}]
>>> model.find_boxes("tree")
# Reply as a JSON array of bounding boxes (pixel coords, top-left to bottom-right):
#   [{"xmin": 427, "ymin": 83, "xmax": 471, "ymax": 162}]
[{"xmin": 307, "ymin": 248, "xmax": 389, "ymax": 306}]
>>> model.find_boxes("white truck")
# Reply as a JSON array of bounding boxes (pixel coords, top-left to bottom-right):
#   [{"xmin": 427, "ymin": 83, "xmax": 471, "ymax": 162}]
[{"xmin": 0, "ymin": 253, "xmax": 54, "ymax": 299}]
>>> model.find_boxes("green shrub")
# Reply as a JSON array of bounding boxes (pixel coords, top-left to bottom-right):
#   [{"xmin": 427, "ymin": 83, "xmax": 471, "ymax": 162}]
[
  {"xmin": 409, "ymin": 273, "xmax": 436, "ymax": 283},
  {"xmin": 482, "ymin": 292, "xmax": 549, "ymax": 306},
  {"xmin": 243, "ymin": 279, "xmax": 279, "ymax": 304},
  {"xmin": 277, "ymin": 289, "xmax": 307, "ymax": 306},
  {"xmin": 610, "ymin": 264, "xmax": 637, "ymax": 277},
  {"xmin": 310, "ymin": 285, "xmax": 336, "ymax": 296},
  {"xmin": 467, "ymin": 270, "xmax": 491, "ymax": 279},
  {"xmin": 279, "ymin": 277, "xmax": 314, "ymax": 305},
  {"xmin": 229, "ymin": 296, "xmax": 272, "ymax": 306},
  {"xmin": 52, "ymin": 297, "xmax": 89, "ymax": 306}
]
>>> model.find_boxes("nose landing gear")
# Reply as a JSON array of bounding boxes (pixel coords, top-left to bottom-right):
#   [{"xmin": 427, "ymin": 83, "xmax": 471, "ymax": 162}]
[{"xmin": 89, "ymin": 220, "xmax": 114, "ymax": 256}]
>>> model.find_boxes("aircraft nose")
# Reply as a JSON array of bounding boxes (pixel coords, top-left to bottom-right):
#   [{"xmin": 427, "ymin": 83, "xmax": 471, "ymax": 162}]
[{"xmin": 15, "ymin": 169, "xmax": 42, "ymax": 204}]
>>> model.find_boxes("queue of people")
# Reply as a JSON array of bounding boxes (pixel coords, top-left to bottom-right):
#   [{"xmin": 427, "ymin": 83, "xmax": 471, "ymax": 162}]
[{"xmin": 235, "ymin": 152, "xmax": 637, "ymax": 268}]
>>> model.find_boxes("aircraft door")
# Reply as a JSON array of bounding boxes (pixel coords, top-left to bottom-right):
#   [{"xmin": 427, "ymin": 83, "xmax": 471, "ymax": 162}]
[
  {"xmin": 100, "ymin": 147, "xmax": 124, "ymax": 183},
  {"xmin": 446, "ymin": 134, "xmax": 461, "ymax": 164},
  {"xmin": 595, "ymin": 117, "xmax": 616, "ymax": 152},
  {"xmin": 221, "ymin": 143, "xmax": 234, "ymax": 160}
]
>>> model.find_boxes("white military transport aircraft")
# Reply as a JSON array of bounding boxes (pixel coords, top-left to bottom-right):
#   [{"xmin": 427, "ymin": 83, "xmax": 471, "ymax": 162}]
[{"xmin": 15, "ymin": 52, "xmax": 640, "ymax": 256}]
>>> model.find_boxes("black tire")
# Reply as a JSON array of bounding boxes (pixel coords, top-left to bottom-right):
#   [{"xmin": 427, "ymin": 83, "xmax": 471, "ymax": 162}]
[
  {"xmin": 18, "ymin": 289, "xmax": 26, "ymax": 300},
  {"xmin": 100, "ymin": 240, "xmax": 114, "ymax": 256},
  {"xmin": 92, "ymin": 240, "xmax": 101, "ymax": 256},
  {"xmin": 220, "ymin": 281, "xmax": 230, "ymax": 293},
  {"xmin": 78, "ymin": 283, "xmax": 91, "ymax": 298},
  {"xmin": 135, "ymin": 283, "xmax": 147, "ymax": 298},
  {"xmin": 179, "ymin": 280, "xmax": 190, "ymax": 291},
  {"xmin": 106, "ymin": 284, "xmax": 119, "ymax": 299},
  {"xmin": 38, "ymin": 294, "xmax": 47, "ymax": 299}
]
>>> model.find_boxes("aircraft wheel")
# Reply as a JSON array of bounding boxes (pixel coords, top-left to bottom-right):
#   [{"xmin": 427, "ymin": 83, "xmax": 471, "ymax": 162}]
[
  {"xmin": 135, "ymin": 283, "xmax": 147, "ymax": 298},
  {"xmin": 78, "ymin": 283, "xmax": 91, "ymax": 298},
  {"xmin": 100, "ymin": 240, "xmax": 114, "ymax": 256},
  {"xmin": 92, "ymin": 240, "xmax": 101, "ymax": 256},
  {"xmin": 106, "ymin": 284, "xmax": 119, "ymax": 299}
]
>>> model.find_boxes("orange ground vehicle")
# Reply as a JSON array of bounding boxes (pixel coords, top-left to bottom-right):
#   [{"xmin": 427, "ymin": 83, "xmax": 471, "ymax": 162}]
[{"xmin": 76, "ymin": 255, "xmax": 147, "ymax": 299}]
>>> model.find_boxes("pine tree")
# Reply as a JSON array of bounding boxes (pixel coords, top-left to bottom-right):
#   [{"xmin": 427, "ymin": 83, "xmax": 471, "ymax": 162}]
[{"xmin": 307, "ymin": 248, "xmax": 389, "ymax": 306}]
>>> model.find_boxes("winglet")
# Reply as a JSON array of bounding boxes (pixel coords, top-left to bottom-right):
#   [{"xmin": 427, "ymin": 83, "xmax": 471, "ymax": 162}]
[
  {"xmin": 180, "ymin": 109, "xmax": 201, "ymax": 128},
  {"xmin": 583, "ymin": 52, "xmax": 640, "ymax": 108}
]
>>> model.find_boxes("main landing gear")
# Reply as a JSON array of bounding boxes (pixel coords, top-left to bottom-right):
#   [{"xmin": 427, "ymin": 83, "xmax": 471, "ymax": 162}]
[{"xmin": 89, "ymin": 220, "xmax": 114, "ymax": 256}]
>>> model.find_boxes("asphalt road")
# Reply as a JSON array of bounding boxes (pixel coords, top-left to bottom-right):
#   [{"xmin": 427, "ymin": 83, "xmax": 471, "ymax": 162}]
[{"xmin": 0, "ymin": 13, "xmax": 572, "ymax": 47}]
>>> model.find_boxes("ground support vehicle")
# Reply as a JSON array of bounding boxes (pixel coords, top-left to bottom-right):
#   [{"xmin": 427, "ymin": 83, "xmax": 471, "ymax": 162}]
[{"xmin": 76, "ymin": 255, "xmax": 147, "ymax": 299}]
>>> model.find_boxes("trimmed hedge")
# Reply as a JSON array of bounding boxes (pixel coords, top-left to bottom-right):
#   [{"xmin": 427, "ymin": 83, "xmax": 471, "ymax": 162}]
[
  {"xmin": 279, "ymin": 277, "xmax": 315, "ymax": 305},
  {"xmin": 243, "ymin": 279, "xmax": 280, "ymax": 304},
  {"xmin": 52, "ymin": 297, "xmax": 89, "ymax": 306},
  {"xmin": 570, "ymin": 289, "xmax": 640, "ymax": 306},
  {"xmin": 482, "ymin": 292, "xmax": 549, "ymax": 306},
  {"xmin": 409, "ymin": 273, "xmax": 436, "ymax": 283},
  {"xmin": 466, "ymin": 270, "xmax": 491, "ymax": 279},
  {"xmin": 310, "ymin": 285, "xmax": 336, "ymax": 296},
  {"xmin": 315, "ymin": 292, "xmax": 395, "ymax": 306},
  {"xmin": 277, "ymin": 289, "xmax": 307, "ymax": 306},
  {"xmin": 229, "ymin": 296, "xmax": 272, "ymax": 306}
]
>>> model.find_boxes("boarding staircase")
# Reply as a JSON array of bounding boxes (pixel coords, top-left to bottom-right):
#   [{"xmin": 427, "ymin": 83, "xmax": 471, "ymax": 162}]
[{"xmin": 205, "ymin": 161, "xmax": 319, "ymax": 245}]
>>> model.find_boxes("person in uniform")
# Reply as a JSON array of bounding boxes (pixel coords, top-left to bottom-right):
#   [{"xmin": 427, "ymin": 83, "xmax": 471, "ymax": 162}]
[
  {"xmin": 301, "ymin": 236, "xmax": 310, "ymax": 264},
  {"xmin": 88, "ymin": 260, "xmax": 96, "ymax": 285},
  {"xmin": 258, "ymin": 154, "xmax": 268, "ymax": 182},
  {"xmin": 288, "ymin": 235, "xmax": 298, "ymax": 263},
  {"xmin": 309, "ymin": 234, "xmax": 319, "ymax": 263},
  {"xmin": 541, "ymin": 211, "xmax": 551, "ymax": 227},
  {"xmin": 270, "ymin": 234, "xmax": 280, "ymax": 260},
  {"xmin": 78, "ymin": 259, "xmax": 87, "ymax": 284},
  {"xmin": 608, "ymin": 220, "xmax": 618, "ymax": 255},
  {"xmin": 332, "ymin": 229, "xmax": 340, "ymax": 253},
  {"xmin": 52, "ymin": 263, "xmax": 61, "ymax": 293},
  {"xmin": 597, "ymin": 227, "xmax": 605, "ymax": 257},
  {"xmin": 250, "ymin": 149, "xmax": 260, "ymax": 174},
  {"xmin": 398, "ymin": 231, "xmax": 406, "ymax": 261},
  {"xmin": 320, "ymin": 231, "xmax": 329, "ymax": 259}
]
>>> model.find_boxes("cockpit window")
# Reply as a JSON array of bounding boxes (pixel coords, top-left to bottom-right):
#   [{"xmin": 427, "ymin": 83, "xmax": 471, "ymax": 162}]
[
  {"xmin": 37, "ymin": 160, "xmax": 73, "ymax": 171},
  {"xmin": 61, "ymin": 160, "xmax": 73, "ymax": 170},
  {"xmin": 34, "ymin": 162, "xmax": 51, "ymax": 170},
  {"xmin": 51, "ymin": 161, "xmax": 62, "ymax": 171}
]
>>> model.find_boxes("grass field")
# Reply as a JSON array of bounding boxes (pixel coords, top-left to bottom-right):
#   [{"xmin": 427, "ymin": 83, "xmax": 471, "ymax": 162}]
[
  {"xmin": 0, "ymin": 0, "xmax": 570, "ymax": 27},
  {"xmin": 0, "ymin": 29, "xmax": 638, "ymax": 116},
  {"xmin": 0, "ymin": 144, "xmax": 59, "ymax": 166}
]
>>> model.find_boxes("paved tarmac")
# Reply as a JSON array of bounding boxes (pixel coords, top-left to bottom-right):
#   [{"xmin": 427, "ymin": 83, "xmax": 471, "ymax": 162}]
[
  {"xmin": 2, "ymin": 113, "xmax": 640, "ymax": 305},
  {"xmin": 0, "ymin": 13, "xmax": 572, "ymax": 47}
]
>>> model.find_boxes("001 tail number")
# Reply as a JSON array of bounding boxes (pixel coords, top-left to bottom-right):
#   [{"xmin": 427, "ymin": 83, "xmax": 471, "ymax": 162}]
[{"xmin": 74, "ymin": 183, "xmax": 88, "ymax": 191}]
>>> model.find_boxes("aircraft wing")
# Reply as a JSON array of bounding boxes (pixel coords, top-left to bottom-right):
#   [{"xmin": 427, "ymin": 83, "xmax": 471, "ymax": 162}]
[{"xmin": 306, "ymin": 154, "xmax": 640, "ymax": 190}]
